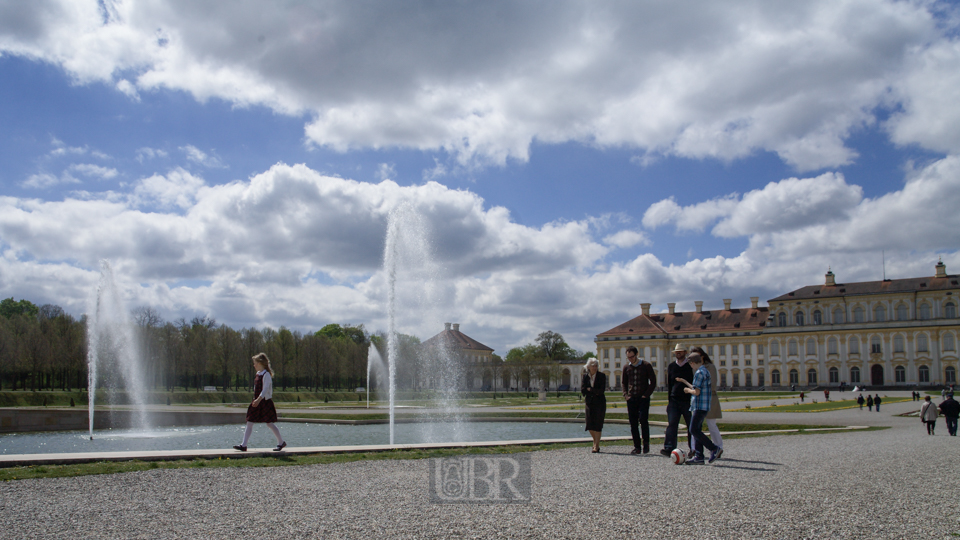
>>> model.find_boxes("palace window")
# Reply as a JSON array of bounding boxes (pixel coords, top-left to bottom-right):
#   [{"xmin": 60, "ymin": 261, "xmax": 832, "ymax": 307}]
[
  {"xmin": 778, "ymin": 312, "xmax": 787, "ymax": 327},
  {"xmin": 718, "ymin": 344, "xmax": 726, "ymax": 356},
  {"xmin": 720, "ymin": 372, "xmax": 727, "ymax": 387},
  {"xmin": 920, "ymin": 303, "xmax": 931, "ymax": 320},
  {"xmin": 732, "ymin": 373, "xmax": 740, "ymax": 387},
  {"xmin": 604, "ymin": 349, "xmax": 610, "ymax": 359},
  {"xmin": 758, "ymin": 372, "xmax": 765, "ymax": 387},
  {"xmin": 896, "ymin": 304, "xmax": 908, "ymax": 321},
  {"xmin": 918, "ymin": 365, "xmax": 930, "ymax": 383},
  {"xmin": 850, "ymin": 366, "xmax": 861, "ymax": 383},
  {"xmin": 894, "ymin": 336, "xmax": 905, "ymax": 353},
  {"xmin": 874, "ymin": 305, "xmax": 886, "ymax": 322},
  {"xmin": 854, "ymin": 307, "xmax": 865, "ymax": 323},
  {"xmin": 806, "ymin": 339, "xmax": 816, "ymax": 356},
  {"xmin": 944, "ymin": 334, "xmax": 956, "ymax": 352},
  {"xmin": 731, "ymin": 344, "xmax": 739, "ymax": 355},
  {"xmin": 757, "ymin": 344, "xmax": 764, "ymax": 354},
  {"xmin": 745, "ymin": 359, "xmax": 751, "ymax": 366},
  {"xmin": 732, "ymin": 360, "xmax": 739, "ymax": 366},
  {"xmin": 788, "ymin": 340, "xmax": 798, "ymax": 356},
  {"xmin": 615, "ymin": 348, "xmax": 621, "ymax": 358},
  {"xmin": 771, "ymin": 370, "xmax": 781, "ymax": 386},
  {"xmin": 828, "ymin": 337, "xmax": 838, "ymax": 354},
  {"xmin": 946, "ymin": 367, "xmax": 957, "ymax": 384},
  {"xmin": 807, "ymin": 369, "xmax": 818, "ymax": 384},
  {"xmin": 706, "ymin": 345, "xmax": 713, "ymax": 356},
  {"xmin": 789, "ymin": 369, "xmax": 799, "ymax": 385},
  {"xmin": 770, "ymin": 341, "xmax": 780, "ymax": 356},
  {"xmin": 871, "ymin": 337, "xmax": 882, "ymax": 354},
  {"xmin": 745, "ymin": 373, "xmax": 752, "ymax": 387},
  {"xmin": 813, "ymin": 310, "xmax": 822, "ymax": 325},
  {"xmin": 758, "ymin": 359, "xmax": 764, "ymax": 366},
  {"xmin": 849, "ymin": 338, "xmax": 860, "ymax": 354},
  {"xmin": 829, "ymin": 367, "xmax": 839, "ymax": 384},
  {"xmin": 795, "ymin": 311, "xmax": 805, "ymax": 326},
  {"xmin": 895, "ymin": 366, "xmax": 906, "ymax": 383},
  {"xmin": 946, "ymin": 302, "xmax": 957, "ymax": 319},
  {"xmin": 720, "ymin": 360, "xmax": 726, "ymax": 367},
  {"xmin": 917, "ymin": 334, "xmax": 929, "ymax": 352},
  {"xmin": 833, "ymin": 307, "xmax": 844, "ymax": 324}
]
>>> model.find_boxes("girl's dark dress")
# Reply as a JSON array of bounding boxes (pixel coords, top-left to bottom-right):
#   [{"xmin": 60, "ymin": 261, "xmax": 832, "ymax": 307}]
[
  {"xmin": 582, "ymin": 372, "xmax": 607, "ymax": 432},
  {"xmin": 245, "ymin": 371, "xmax": 278, "ymax": 423}
]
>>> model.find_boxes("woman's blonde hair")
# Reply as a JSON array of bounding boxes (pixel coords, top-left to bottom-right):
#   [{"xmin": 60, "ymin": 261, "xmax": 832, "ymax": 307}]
[{"xmin": 252, "ymin": 352, "xmax": 274, "ymax": 376}]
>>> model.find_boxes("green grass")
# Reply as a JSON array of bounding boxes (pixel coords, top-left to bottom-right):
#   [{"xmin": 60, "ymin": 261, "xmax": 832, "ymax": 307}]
[
  {"xmin": 727, "ymin": 396, "xmax": 914, "ymax": 413},
  {"xmin": 0, "ymin": 425, "xmax": 882, "ymax": 482}
]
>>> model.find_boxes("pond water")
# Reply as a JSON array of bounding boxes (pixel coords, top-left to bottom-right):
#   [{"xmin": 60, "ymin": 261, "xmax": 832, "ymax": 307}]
[{"xmin": 0, "ymin": 421, "xmax": 663, "ymax": 455}]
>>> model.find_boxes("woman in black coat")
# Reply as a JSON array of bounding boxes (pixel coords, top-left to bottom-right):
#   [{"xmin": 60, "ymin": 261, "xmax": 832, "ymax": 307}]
[{"xmin": 582, "ymin": 358, "xmax": 607, "ymax": 453}]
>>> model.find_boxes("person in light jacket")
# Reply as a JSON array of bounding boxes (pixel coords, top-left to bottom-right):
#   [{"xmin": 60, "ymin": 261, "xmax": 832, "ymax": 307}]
[{"xmin": 920, "ymin": 395, "xmax": 938, "ymax": 435}]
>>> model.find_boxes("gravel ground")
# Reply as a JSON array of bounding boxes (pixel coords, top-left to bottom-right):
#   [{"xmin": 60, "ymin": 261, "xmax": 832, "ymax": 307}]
[{"xmin": 1, "ymin": 399, "xmax": 957, "ymax": 539}]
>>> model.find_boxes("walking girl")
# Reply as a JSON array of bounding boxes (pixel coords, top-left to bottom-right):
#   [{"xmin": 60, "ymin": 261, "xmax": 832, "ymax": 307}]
[{"xmin": 233, "ymin": 353, "xmax": 287, "ymax": 452}]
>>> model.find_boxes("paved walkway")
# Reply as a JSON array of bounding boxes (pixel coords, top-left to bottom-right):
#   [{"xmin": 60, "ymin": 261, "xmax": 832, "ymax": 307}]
[{"xmin": 0, "ymin": 391, "xmax": 956, "ymax": 539}]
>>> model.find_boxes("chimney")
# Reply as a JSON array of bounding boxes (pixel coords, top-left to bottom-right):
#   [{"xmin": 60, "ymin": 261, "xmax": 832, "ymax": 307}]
[
  {"xmin": 723, "ymin": 299, "xmax": 732, "ymax": 311},
  {"xmin": 751, "ymin": 296, "xmax": 759, "ymax": 309},
  {"xmin": 444, "ymin": 322, "xmax": 451, "ymax": 331},
  {"xmin": 825, "ymin": 268, "xmax": 836, "ymax": 286},
  {"xmin": 452, "ymin": 323, "xmax": 460, "ymax": 332},
  {"xmin": 640, "ymin": 303, "xmax": 651, "ymax": 316},
  {"xmin": 936, "ymin": 258, "xmax": 947, "ymax": 278},
  {"xmin": 668, "ymin": 303, "xmax": 676, "ymax": 314},
  {"xmin": 695, "ymin": 301, "xmax": 703, "ymax": 313}
]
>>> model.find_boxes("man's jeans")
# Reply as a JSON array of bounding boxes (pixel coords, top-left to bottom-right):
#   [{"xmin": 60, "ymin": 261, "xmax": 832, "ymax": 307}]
[
  {"xmin": 690, "ymin": 409, "xmax": 719, "ymax": 459},
  {"xmin": 664, "ymin": 399, "xmax": 691, "ymax": 451},
  {"xmin": 626, "ymin": 395, "xmax": 651, "ymax": 450},
  {"xmin": 946, "ymin": 416, "xmax": 959, "ymax": 436}
]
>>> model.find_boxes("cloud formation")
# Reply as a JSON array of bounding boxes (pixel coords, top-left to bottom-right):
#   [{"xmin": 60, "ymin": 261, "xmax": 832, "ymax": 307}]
[{"xmin": 1, "ymin": 1, "xmax": 958, "ymax": 170}]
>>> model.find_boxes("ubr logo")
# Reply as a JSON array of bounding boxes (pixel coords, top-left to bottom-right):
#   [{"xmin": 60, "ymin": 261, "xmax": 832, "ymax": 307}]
[{"xmin": 429, "ymin": 455, "xmax": 531, "ymax": 504}]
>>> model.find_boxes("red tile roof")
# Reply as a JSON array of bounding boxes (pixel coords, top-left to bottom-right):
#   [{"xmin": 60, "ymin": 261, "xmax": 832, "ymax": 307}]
[
  {"xmin": 769, "ymin": 274, "xmax": 959, "ymax": 302},
  {"xmin": 598, "ymin": 307, "xmax": 769, "ymax": 337}
]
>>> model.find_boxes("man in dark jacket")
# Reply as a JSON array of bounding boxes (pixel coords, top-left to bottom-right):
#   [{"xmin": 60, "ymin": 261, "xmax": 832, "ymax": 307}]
[
  {"xmin": 939, "ymin": 393, "xmax": 960, "ymax": 436},
  {"xmin": 661, "ymin": 343, "xmax": 693, "ymax": 457},
  {"xmin": 622, "ymin": 345, "xmax": 657, "ymax": 454}
]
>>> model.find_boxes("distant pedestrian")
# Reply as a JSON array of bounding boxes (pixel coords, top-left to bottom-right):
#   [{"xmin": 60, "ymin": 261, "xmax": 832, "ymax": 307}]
[
  {"xmin": 857, "ymin": 394, "xmax": 865, "ymax": 410},
  {"xmin": 867, "ymin": 394, "xmax": 874, "ymax": 411},
  {"xmin": 234, "ymin": 353, "xmax": 287, "ymax": 452},
  {"xmin": 920, "ymin": 396, "xmax": 938, "ymax": 435},
  {"xmin": 874, "ymin": 394, "xmax": 882, "ymax": 412},
  {"xmin": 943, "ymin": 388, "xmax": 948, "ymax": 401},
  {"xmin": 800, "ymin": 391, "xmax": 805, "ymax": 403},
  {"xmin": 824, "ymin": 389, "xmax": 830, "ymax": 401},
  {"xmin": 939, "ymin": 394, "xmax": 959, "ymax": 436}
]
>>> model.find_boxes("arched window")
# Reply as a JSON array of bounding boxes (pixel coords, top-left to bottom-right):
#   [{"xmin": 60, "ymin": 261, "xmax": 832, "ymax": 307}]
[
  {"xmin": 849, "ymin": 337, "xmax": 860, "ymax": 354},
  {"xmin": 895, "ymin": 365, "xmax": 906, "ymax": 383},
  {"xmin": 778, "ymin": 312, "xmax": 787, "ymax": 327},
  {"xmin": 807, "ymin": 368, "xmax": 818, "ymax": 384},
  {"xmin": 919, "ymin": 303, "xmax": 931, "ymax": 320},
  {"xmin": 917, "ymin": 334, "xmax": 929, "ymax": 352},
  {"xmin": 946, "ymin": 302, "xmax": 957, "ymax": 319},
  {"xmin": 893, "ymin": 335, "xmax": 905, "ymax": 353},
  {"xmin": 874, "ymin": 305, "xmax": 886, "ymax": 322},
  {"xmin": 828, "ymin": 337, "xmax": 838, "ymax": 354},
  {"xmin": 829, "ymin": 367, "xmax": 839, "ymax": 383},
  {"xmin": 896, "ymin": 304, "xmax": 908, "ymax": 321},
  {"xmin": 795, "ymin": 311, "xmax": 805, "ymax": 326},
  {"xmin": 944, "ymin": 334, "xmax": 956, "ymax": 352},
  {"xmin": 850, "ymin": 366, "xmax": 861, "ymax": 383},
  {"xmin": 947, "ymin": 367, "xmax": 957, "ymax": 384},
  {"xmin": 813, "ymin": 310, "xmax": 822, "ymax": 325},
  {"xmin": 805, "ymin": 339, "xmax": 816, "ymax": 356},
  {"xmin": 870, "ymin": 336, "xmax": 882, "ymax": 354},
  {"xmin": 854, "ymin": 307, "xmax": 865, "ymax": 323},
  {"xmin": 789, "ymin": 369, "xmax": 799, "ymax": 385},
  {"xmin": 771, "ymin": 369, "xmax": 781, "ymax": 385},
  {"xmin": 770, "ymin": 341, "xmax": 780, "ymax": 356},
  {"xmin": 918, "ymin": 365, "xmax": 930, "ymax": 383},
  {"xmin": 833, "ymin": 307, "xmax": 844, "ymax": 324},
  {"xmin": 788, "ymin": 339, "xmax": 798, "ymax": 356}
]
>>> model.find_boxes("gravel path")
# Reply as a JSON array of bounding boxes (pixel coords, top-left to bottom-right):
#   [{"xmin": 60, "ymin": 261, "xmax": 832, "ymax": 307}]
[{"xmin": 1, "ymin": 397, "xmax": 957, "ymax": 539}]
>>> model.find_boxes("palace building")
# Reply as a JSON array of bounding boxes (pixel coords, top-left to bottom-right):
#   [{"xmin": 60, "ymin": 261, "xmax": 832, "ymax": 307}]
[{"xmin": 595, "ymin": 261, "xmax": 959, "ymax": 390}]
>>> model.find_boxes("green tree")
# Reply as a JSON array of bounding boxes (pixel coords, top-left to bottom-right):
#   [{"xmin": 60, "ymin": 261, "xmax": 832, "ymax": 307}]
[{"xmin": 0, "ymin": 298, "xmax": 38, "ymax": 319}]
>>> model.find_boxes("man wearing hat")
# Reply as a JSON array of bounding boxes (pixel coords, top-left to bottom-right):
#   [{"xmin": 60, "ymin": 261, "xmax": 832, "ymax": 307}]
[{"xmin": 661, "ymin": 343, "xmax": 694, "ymax": 457}]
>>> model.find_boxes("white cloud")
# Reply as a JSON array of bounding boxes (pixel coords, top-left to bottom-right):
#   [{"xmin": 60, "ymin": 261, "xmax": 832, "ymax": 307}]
[
  {"xmin": 136, "ymin": 147, "xmax": 168, "ymax": 163},
  {"xmin": 602, "ymin": 230, "xmax": 650, "ymax": 249},
  {"xmin": 115, "ymin": 78, "xmax": 139, "ymax": 100},
  {"xmin": 179, "ymin": 145, "xmax": 225, "ymax": 168},
  {"xmin": 376, "ymin": 163, "xmax": 395, "ymax": 181},
  {"xmin": 0, "ymin": 1, "xmax": 956, "ymax": 170},
  {"xmin": 68, "ymin": 163, "xmax": 118, "ymax": 180},
  {"xmin": 133, "ymin": 167, "xmax": 207, "ymax": 209},
  {"xmin": 21, "ymin": 173, "xmax": 76, "ymax": 189}
]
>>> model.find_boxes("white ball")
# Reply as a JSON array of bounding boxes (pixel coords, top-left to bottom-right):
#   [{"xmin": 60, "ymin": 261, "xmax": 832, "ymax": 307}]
[{"xmin": 671, "ymin": 448, "xmax": 686, "ymax": 465}]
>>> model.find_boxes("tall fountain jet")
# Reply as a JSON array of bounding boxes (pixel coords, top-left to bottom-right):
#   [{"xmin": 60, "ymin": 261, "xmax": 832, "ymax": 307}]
[{"xmin": 87, "ymin": 261, "xmax": 151, "ymax": 439}]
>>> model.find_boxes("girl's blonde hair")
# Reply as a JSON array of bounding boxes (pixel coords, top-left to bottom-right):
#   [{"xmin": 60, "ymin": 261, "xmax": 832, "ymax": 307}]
[{"xmin": 252, "ymin": 352, "xmax": 274, "ymax": 376}]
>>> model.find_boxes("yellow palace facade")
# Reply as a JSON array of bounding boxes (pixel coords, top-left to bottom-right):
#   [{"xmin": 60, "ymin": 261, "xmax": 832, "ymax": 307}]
[{"xmin": 595, "ymin": 262, "xmax": 960, "ymax": 390}]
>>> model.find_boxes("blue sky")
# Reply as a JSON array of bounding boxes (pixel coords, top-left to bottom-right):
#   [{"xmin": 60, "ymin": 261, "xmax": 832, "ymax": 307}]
[{"xmin": 1, "ymin": 0, "xmax": 959, "ymax": 354}]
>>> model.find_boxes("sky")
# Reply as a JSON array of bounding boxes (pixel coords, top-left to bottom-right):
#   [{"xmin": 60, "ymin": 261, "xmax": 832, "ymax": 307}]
[{"xmin": 1, "ymin": 0, "xmax": 959, "ymax": 355}]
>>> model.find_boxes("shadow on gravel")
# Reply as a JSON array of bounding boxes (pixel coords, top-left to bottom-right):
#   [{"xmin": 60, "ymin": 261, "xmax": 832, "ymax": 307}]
[{"xmin": 709, "ymin": 458, "xmax": 782, "ymax": 472}]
